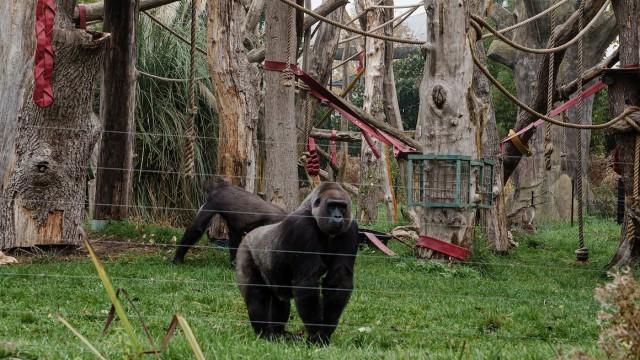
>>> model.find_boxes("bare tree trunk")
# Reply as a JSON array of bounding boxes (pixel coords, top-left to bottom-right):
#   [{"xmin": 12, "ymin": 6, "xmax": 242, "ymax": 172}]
[
  {"xmin": 414, "ymin": 0, "xmax": 481, "ymax": 257},
  {"xmin": 208, "ymin": 0, "xmax": 261, "ymax": 191},
  {"xmin": 357, "ymin": 0, "xmax": 387, "ymax": 225},
  {"xmin": 473, "ymin": 35, "xmax": 509, "ymax": 252},
  {"xmin": 264, "ymin": 0, "xmax": 299, "ymax": 211},
  {"xmin": 0, "ymin": 0, "xmax": 109, "ymax": 248},
  {"xmin": 94, "ymin": 0, "xmax": 139, "ymax": 220},
  {"xmin": 607, "ymin": 0, "xmax": 640, "ymax": 269}
]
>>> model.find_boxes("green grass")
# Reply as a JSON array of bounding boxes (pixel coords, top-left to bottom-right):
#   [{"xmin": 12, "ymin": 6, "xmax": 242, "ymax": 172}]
[{"xmin": 0, "ymin": 217, "xmax": 633, "ymax": 359}]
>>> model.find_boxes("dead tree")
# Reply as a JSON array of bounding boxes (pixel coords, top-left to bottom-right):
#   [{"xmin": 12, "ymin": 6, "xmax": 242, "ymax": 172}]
[
  {"xmin": 0, "ymin": 0, "xmax": 109, "ymax": 248},
  {"xmin": 606, "ymin": 0, "xmax": 640, "ymax": 269},
  {"xmin": 414, "ymin": 0, "xmax": 484, "ymax": 257}
]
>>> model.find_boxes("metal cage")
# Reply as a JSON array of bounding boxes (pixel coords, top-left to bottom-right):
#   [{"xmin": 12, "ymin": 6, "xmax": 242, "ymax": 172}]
[{"xmin": 407, "ymin": 155, "xmax": 494, "ymax": 209}]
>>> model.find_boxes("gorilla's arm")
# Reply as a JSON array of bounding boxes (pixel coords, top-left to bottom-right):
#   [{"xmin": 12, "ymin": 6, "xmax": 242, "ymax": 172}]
[
  {"xmin": 319, "ymin": 224, "xmax": 358, "ymax": 341},
  {"xmin": 291, "ymin": 258, "xmax": 324, "ymax": 341},
  {"xmin": 173, "ymin": 202, "xmax": 216, "ymax": 263}
]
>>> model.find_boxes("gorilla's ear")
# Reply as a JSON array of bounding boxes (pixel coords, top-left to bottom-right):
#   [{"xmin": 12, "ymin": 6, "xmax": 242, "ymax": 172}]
[{"xmin": 313, "ymin": 197, "xmax": 322, "ymax": 208}]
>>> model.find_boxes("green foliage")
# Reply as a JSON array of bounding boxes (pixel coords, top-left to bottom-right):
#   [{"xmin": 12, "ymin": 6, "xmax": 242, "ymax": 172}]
[
  {"xmin": 393, "ymin": 54, "xmax": 424, "ymax": 130},
  {"xmin": 487, "ymin": 59, "xmax": 518, "ymax": 137},
  {"xmin": 134, "ymin": 7, "xmax": 217, "ymax": 226},
  {"xmin": 0, "ymin": 219, "xmax": 631, "ymax": 358},
  {"xmin": 590, "ymin": 88, "xmax": 612, "ymax": 155}
]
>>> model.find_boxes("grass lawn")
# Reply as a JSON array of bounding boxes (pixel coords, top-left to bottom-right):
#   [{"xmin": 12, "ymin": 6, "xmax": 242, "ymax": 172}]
[{"xmin": 0, "ymin": 217, "xmax": 633, "ymax": 359}]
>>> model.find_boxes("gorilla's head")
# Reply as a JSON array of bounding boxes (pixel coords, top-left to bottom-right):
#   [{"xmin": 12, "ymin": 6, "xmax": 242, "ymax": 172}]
[{"xmin": 311, "ymin": 183, "xmax": 352, "ymax": 236}]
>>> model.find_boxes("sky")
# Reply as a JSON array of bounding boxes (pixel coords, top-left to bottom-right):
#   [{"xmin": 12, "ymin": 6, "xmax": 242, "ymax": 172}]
[{"xmin": 310, "ymin": 0, "xmax": 426, "ymax": 16}]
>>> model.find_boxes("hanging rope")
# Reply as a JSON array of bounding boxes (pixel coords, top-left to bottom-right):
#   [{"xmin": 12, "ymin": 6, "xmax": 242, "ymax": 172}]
[
  {"xmin": 544, "ymin": 1, "xmax": 557, "ymax": 171},
  {"xmin": 281, "ymin": 4, "xmax": 296, "ymax": 87},
  {"xmin": 470, "ymin": 0, "xmax": 609, "ymax": 55},
  {"xmin": 625, "ymin": 136, "xmax": 640, "ymax": 252},
  {"xmin": 575, "ymin": 0, "xmax": 587, "ymax": 262},
  {"xmin": 481, "ymin": 0, "xmax": 569, "ymax": 39},
  {"xmin": 181, "ymin": 0, "xmax": 198, "ymax": 178},
  {"xmin": 470, "ymin": 44, "xmax": 640, "ymax": 130}
]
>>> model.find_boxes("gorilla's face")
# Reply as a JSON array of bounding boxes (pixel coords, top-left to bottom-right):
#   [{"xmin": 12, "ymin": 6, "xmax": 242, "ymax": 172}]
[{"xmin": 312, "ymin": 188, "xmax": 352, "ymax": 236}]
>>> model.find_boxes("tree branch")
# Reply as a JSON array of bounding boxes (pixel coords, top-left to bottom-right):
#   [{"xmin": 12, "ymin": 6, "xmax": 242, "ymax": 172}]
[
  {"xmin": 73, "ymin": 0, "xmax": 179, "ymax": 22},
  {"xmin": 488, "ymin": 4, "xmax": 515, "ymax": 29},
  {"xmin": 502, "ymin": 0, "xmax": 608, "ymax": 182}
]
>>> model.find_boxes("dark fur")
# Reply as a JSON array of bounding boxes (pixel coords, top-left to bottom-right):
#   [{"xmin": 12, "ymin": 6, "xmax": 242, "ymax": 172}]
[
  {"xmin": 173, "ymin": 177, "xmax": 287, "ymax": 264},
  {"xmin": 235, "ymin": 183, "xmax": 358, "ymax": 345}
]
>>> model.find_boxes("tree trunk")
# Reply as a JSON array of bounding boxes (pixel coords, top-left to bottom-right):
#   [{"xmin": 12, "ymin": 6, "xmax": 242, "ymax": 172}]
[
  {"xmin": 414, "ymin": 0, "xmax": 481, "ymax": 257},
  {"xmin": 94, "ymin": 0, "xmax": 139, "ymax": 220},
  {"xmin": 473, "ymin": 37, "xmax": 509, "ymax": 252},
  {"xmin": 208, "ymin": 0, "xmax": 261, "ymax": 191},
  {"xmin": 0, "ymin": 0, "xmax": 109, "ymax": 248},
  {"xmin": 607, "ymin": 0, "xmax": 640, "ymax": 269},
  {"xmin": 264, "ymin": 0, "xmax": 299, "ymax": 211},
  {"xmin": 0, "ymin": 1, "xmax": 36, "ymax": 188},
  {"xmin": 357, "ymin": 0, "xmax": 387, "ymax": 225}
]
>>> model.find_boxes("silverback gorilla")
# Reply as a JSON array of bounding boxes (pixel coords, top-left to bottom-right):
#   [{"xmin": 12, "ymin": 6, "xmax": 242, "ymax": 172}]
[
  {"xmin": 173, "ymin": 177, "xmax": 287, "ymax": 264},
  {"xmin": 235, "ymin": 182, "xmax": 359, "ymax": 345}
]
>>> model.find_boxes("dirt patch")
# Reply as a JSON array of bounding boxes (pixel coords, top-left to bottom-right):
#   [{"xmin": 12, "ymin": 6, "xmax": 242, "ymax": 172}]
[{"xmin": 5, "ymin": 236, "xmax": 162, "ymax": 263}]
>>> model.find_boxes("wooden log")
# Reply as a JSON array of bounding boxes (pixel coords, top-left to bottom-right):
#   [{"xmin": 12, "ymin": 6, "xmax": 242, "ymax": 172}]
[{"xmin": 73, "ymin": 0, "xmax": 177, "ymax": 22}]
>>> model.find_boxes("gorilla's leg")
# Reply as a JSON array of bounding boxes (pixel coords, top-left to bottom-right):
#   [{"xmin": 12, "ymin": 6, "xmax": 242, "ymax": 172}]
[
  {"xmin": 237, "ymin": 250, "xmax": 273, "ymax": 337},
  {"xmin": 267, "ymin": 297, "xmax": 291, "ymax": 336},
  {"xmin": 173, "ymin": 203, "xmax": 216, "ymax": 263},
  {"xmin": 319, "ymin": 265, "xmax": 354, "ymax": 342},
  {"xmin": 227, "ymin": 228, "xmax": 242, "ymax": 266}
]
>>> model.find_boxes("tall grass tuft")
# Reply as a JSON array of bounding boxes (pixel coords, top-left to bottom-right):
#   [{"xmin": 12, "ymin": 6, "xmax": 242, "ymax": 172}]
[{"xmin": 134, "ymin": 4, "xmax": 217, "ymax": 225}]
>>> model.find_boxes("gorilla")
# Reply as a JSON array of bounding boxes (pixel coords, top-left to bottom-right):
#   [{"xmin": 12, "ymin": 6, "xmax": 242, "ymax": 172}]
[
  {"xmin": 173, "ymin": 177, "xmax": 287, "ymax": 264},
  {"xmin": 235, "ymin": 182, "xmax": 359, "ymax": 345}
]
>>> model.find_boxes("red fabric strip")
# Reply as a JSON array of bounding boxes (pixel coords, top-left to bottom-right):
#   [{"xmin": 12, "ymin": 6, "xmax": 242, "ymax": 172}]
[
  {"xmin": 77, "ymin": 4, "xmax": 87, "ymax": 29},
  {"xmin": 33, "ymin": 0, "xmax": 56, "ymax": 108},
  {"xmin": 362, "ymin": 232, "xmax": 396, "ymax": 256}
]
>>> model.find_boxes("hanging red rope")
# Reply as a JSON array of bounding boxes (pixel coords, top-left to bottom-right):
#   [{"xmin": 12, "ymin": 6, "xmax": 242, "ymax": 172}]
[
  {"xmin": 33, "ymin": 0, "xmax": 56, "ymax": 108},
  {"xmin": 306, "ymin": 138, "xmax": 320, "ymax": 176}
]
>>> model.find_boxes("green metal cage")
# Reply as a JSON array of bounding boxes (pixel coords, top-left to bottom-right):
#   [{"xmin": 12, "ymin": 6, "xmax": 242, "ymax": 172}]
[{"xmin": 407, "ymin": 154, "xmax": 494, "ymax": 209}]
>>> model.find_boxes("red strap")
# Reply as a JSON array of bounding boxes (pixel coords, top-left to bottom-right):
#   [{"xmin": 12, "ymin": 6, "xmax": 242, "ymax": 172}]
[
  {"xmin": 362, "ymin": 232, "xmax": 396, "ymax": 256},
  {"xmin": 33, "ymin": 0, "xmax": 56, "ymax": 108},
  {"xmin": 357, "ymin": 51, "xmax": 365, "ymax": 73},
  {"xmin": 329, "ymin": 130, "xmax": 337, "ymax": 167},
  {"xmin": 306, "ymin": 138, "xmax": 320, "ymax": 176},
  {"xmin": 77, "ymin": 4, "xmax": 87, "ymax": 29},
  {"xmin": 264, "ymin": 60, "xmax": 416, "ymax": 157},
  {"xmin": 499, "ymin": 81, "xmax": 608, "ymax": 152},
  {"xmin": 416, "ymin": 235, "xmax": 471, "ymax": 261}
]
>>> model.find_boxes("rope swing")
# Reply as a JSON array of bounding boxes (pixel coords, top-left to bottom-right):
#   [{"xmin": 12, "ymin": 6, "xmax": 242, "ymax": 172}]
[
  {"xmin": 181, "ymin": 0, "xmax": 198, "ymax": 178},
  {"xmin": 574, "ymin": 0, "xmax": 588, "ymax": 262}
]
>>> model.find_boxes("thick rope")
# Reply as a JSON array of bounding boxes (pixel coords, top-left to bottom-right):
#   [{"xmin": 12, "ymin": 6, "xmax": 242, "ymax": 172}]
[
  {"xmin": 544, "ymin": 2, "xmax": 557, "ymax": 171},
  {"xmin": 575, "ymin": 0, "xmax": 586, "ymax": 259},
  {"xmin": 470, "ymin": 0, "xmax": 609, "ymax": 55},
  {"xmin": 281, "ymin": 4, "xmax": 295, "ymax": 87},
  {"xmin": 338, "ymin": 4, "xmax": 420, "ymax": 45},
  {"xmin": 624, "ymin": 135, "xmax": 640, "ymax": 254},
  {"xmin": 482, "ymin": 0, "xmax": 569, "ymax": 39},
  {"xmin": 182, "ymin": 0, "xmax": 198, "ymax": 178},
  {"xmin": 276, "ymin": 0, "xmax": 425, "ymax": 44},
  {"xmin": 470, "ymin": 42, "xmax": 640, "ymax": 130}
]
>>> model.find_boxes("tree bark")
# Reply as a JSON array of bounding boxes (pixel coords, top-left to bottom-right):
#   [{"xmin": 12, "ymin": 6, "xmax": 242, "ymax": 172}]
[
  {"xmin": 94, "ymin": 0, "xmax": 139, "ymax": 220},
  {"xmin": 607, "ymin": 0, "xmax": 640, "ymax": 269},
  {"xmin": 414, "ymin": 0, "xmax": 481, "ymax": 257},
  {"xmin": 473, "ymin": 34, "xmax": 509, "ymax": 252},
  {"xmin": 356, "ymin": 0, "xmax": 388, "ymax": 224},
  {"xmin": 0, "ymin": 1, "xmax": 36, "ymax": 188},
  {"xmin": 0, "ymin": 1, "xmax": 109, "ymax": 248},
  {"xmin": 264, "ymin": 0, "xmax": 299, "ymax": 211},
  {"xmin": 208, "ymin": 0, "xmax": 261, "ymax": 191}
]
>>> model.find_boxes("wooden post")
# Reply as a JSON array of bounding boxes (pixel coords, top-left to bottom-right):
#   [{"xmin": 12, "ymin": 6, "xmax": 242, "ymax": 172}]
[
  {"xmin": 94, "ymin": 0, "xmax": 139, "ymax": 220},
  {"xmin": 264, "ymin": 0, "xmax": 299, "ymax": 211}
]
